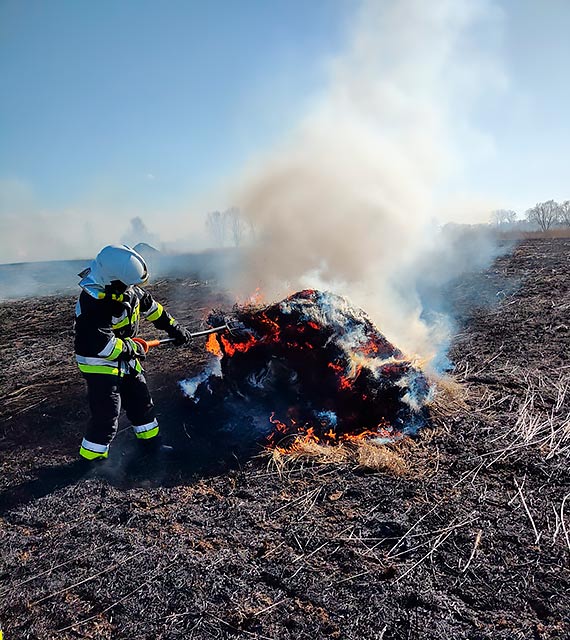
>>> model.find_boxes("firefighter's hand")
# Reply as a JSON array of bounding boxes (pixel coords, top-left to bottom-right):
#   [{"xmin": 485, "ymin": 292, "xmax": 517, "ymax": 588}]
[
  {"xmin": 124, "ymin": 337, "xmax": 147, "ymax": 360},
  {"xmin": 169, "ymin": 324, "xmax": 192, "ymax": 346}
]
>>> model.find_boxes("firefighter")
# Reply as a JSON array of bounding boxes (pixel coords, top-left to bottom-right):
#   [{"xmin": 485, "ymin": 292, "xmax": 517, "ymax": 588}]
[{"xmin": 74, "ymin": 244, "xmax": 191, "ymax": 462}]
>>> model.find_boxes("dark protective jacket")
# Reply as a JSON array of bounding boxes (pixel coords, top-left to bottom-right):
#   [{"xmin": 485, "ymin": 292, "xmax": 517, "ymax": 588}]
[{"xmin": 74, "ymin": 285, "xmax": 178, "ymax": 376}]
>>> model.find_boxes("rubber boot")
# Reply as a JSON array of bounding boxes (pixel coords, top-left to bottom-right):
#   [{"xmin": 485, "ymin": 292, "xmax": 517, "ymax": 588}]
[{"xmin": 68, "ymin": 455, "xmax": 110, "ymax": 480}]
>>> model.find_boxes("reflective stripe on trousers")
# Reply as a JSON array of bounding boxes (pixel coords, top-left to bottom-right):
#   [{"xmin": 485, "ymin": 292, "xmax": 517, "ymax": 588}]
[
  {"xmin": 132, "ymin": 418, "xmax": 159, "ymax": 440},
  {"xmin": 80, "ymin": 370, "xmax": 156, "ymax": 457},
  {"xmin": 79, "ymin": 438, "xmax": 110, "ymax": 460}
]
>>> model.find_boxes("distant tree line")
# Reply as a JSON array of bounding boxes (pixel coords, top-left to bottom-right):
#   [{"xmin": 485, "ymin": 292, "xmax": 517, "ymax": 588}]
[
  {"xmin": 204, "ymin": 199, "xmax": 570, "ymax": 248},
  {"xmin": 205, "ymin": 207, "xmax": 255, "ymax": 248},
  {"xmin": 491, "ymin": 200, "xmax": 570, "ymax": 232}
]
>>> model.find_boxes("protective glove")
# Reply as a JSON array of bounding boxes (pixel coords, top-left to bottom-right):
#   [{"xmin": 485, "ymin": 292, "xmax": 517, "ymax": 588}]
[
  {"xmin": 122, "ymin": 337, "xmax": 147, "ymax": 360},
  {"xmin": 168, "ymin": 323, "xmax": 192, "ymax": 346}
]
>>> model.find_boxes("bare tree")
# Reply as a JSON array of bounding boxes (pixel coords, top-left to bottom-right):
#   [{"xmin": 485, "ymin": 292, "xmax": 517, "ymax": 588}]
[
  {"xmin": 525, "ymin": 200, "xmax": 560, "ymax": 232},
  {"xmin": 205, "ymin": 210, "xmax": 225, "ymax": 247},
  {"xmin": 558, "ymin": 200, "xmax": 570, "ymax": 227},
  {"xmin": 248, "ymin": 218, "xmax": 257, "ymax": 242},
  {"xmin": 491, "ymin": 209, "xmax": 517, "ymax": 226},
  {"xmin": 224, "ymin": 207, "xmax": 245, "ymax": 247}
]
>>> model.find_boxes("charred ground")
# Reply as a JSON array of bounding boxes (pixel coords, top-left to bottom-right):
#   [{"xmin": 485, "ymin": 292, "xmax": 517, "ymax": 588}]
[{"xmin": 0, "ymin": 238, "xmax": 569, "ymax": 639}]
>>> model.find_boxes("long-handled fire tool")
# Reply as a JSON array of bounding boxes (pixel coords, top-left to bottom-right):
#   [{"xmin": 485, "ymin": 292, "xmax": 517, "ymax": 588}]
[{"xmin": 133, "ymin": 319, "xmax": 246, "ymax": 353}]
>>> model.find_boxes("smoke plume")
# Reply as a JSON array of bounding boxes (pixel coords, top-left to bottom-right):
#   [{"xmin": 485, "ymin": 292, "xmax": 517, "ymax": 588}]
[
  {"xmin": 121, "ymin": 216, "xmax": 161, "ymax": 250},
  {"xmin": 230, "ymin": 0, "xmax": 506, "ymax": 364}
]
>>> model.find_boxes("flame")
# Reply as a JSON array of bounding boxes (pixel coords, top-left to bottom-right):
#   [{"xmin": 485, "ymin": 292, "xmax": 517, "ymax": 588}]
[
  {"xmin": 201, "ymin": 289, "xmax": 429, "ymax": 451},
  {"xmin": 327, "ymin": 361, "xmax": 356, "ymax": 390},
  {"xmin": 213, "ymin": 294, "xmax": 374, "ymax": 396},
  {"xmin": 269, "ymin": 413, "xmax": 397, "ymax": 452},
  {"xmin": 258, "ymin": 314, "xmax": 281, "ymax": 342},
  {"xmin": 205, "ymin": 333, "xmax": 222, "ymax": 357},
  {"xmin": 359, "ymin": 339, "xmax": 380, "ymax": 356},
  {"xmin": 249, "ymin": 287, "xmax": 264, "ymax": 305},
  {"xmin": 342, "ymin": 429, "xmax": 382, "ymax": 443},
  {"xmin": 219, "ymin": 332, "xmax": 258, "ymax": 356},
  {"xmin": 269, "ymin": 411, "xmax": 289, "ymax": 434},
  {"xmin": 210, "ymin": 307, "xmax": 283, "ymax": 357},
  {"xmin": 235, "ymin": 287, "xmax": 264, "ymax": 307},
  {"xmin": 275, "ymin": 424, "xmax": 320, "ymax": 454}
]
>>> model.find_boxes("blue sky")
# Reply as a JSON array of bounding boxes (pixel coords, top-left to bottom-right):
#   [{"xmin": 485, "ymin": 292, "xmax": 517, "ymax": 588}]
[
  {"xmin": 0, "ymin": 0, "xmax": 347, "ymax": 210},
  {"xmin": 1, "ymin": 0, "xmax": 570, "ymax": 262},
  {"xmin": 465, "ymin": 0, "xmax": 570, "ymax": 209}
]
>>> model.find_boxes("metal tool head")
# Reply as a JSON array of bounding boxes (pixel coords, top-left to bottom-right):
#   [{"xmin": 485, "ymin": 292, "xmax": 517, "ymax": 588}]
[{"xmin": 225, "ymin": 318, "xmax": 249, "ymax": 337}]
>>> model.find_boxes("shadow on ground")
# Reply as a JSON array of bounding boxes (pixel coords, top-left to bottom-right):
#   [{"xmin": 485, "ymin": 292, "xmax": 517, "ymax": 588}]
[{"xmin": 0, "ymin": 395, "xmax": 265, "ymax": 515}]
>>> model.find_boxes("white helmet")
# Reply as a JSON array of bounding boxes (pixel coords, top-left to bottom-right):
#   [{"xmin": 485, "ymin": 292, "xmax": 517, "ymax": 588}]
[{"xmin": 91, "ymin": 245, "xmax": 149, "ymax": 287}]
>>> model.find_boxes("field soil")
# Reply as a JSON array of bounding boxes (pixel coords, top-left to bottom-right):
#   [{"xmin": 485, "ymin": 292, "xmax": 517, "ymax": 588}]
[{"xmin": 1, "ymin": 238, "xmax": 569, "ymax": 639}]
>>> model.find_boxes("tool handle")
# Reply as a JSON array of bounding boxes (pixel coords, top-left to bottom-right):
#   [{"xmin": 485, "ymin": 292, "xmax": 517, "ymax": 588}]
[
  {"xmin": 132, "ymin": 337, "xmax": 174, "ymax": 352},
  {"xmin": 146, "ymin": 338, "xmax": 170, "ymax": 348},
  {"xmin": 139, "ymin": 324, "xmax": 231, "ymax": 351},
  {"xmin": 189, "ymin": 325, "xmax": 228, "ymax": 338}
]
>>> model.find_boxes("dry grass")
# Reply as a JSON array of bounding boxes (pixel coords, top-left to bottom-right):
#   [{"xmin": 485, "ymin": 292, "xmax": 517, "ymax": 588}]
[
  {"xmin": 265, "ymin": 439, "xmax": 411, "ymax": 477},
  {"xmin": 483, "ymin": 370, "xmax": 570, "ymax": 465},
  {"xmin": 427, "ymin": 374, "xmax": 468, "ymax": 425},
  {"xmin": 263, "ymin": 374, "xmax": 466, "ymax": 477},
  {"xmin": 498, "ymin": 228, "xmax": 570, "ymax": 240},
  {"xmin": 271, "ymin": 440, "xmax": 353, "ymax": 466},
  {"xmin": 356, "ymin": 440, "xmax": 409, "ymax": 474}
]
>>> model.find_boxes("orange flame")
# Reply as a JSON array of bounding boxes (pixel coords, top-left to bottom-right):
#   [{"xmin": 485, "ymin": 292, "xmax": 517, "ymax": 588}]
[
  {"xmin": 205, "ymin": 333, "xmax": 222, "ymax": 357},
  {"xmin": 219, "ymin": 332, "xmax": 258, "ymax": 356},
  {"xmin": 269, "ymin": 411, "xmax": 289, "ymax": 434},
  {"xmin": 269, "ymin": 413, "xmax": 397, "ymax": 452},
  {"xmin": 359, "ymin": 340, "xmax": 380, "ymax": 356},
  {"xmin": 327, "ymin": 361, "xmax": 354, "ymax": 390},
  {"xmin": 342, "ymin": 429, "xmax": 381, "ymax": 443},
  {"xmin": 249, "ymin": 287, "xmax": 264, "ymax": 305}
]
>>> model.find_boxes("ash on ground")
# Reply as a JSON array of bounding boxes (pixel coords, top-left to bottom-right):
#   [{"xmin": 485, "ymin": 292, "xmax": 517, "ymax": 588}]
[{"xmin": 180, "ymin": 290, "xmax": 433, "ymax": 446}]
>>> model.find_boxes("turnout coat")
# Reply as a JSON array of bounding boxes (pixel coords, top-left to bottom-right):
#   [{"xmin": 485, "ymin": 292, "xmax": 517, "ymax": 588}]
[{"xmin": 74, "ymin": 276, "xmax": 178, "ymax": 377}]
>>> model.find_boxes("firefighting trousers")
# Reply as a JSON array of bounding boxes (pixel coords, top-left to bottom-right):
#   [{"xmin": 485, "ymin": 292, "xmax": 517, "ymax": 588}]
[{"xmin": 79, "ymin": 371, "xmax": 159, "ymax": 459}]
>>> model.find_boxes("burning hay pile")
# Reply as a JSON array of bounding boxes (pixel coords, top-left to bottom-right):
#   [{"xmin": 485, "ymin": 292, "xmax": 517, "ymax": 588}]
[{"xmin": 181, "ymin": 290, "xmax": 434, "ymax": 448}]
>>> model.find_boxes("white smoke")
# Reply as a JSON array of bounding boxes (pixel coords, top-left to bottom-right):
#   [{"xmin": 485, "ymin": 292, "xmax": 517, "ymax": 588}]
[
  {"xmin": 0, "ymin": 178, "xmax": 137, "ymax": 263},
  {"xmin": 229, "ymin": 0, "xmax": 506, "ymax": 363},
  {"xmin": 179, "ymin": 357, "xmax": 222, "ymax": 400},
  {"xmin": 121, "ymin": 216, "xmax": 161, "ymax": 250},
  {"xmin": 1, "ymin": 0, "xmax": 507, "ymax": 347}
]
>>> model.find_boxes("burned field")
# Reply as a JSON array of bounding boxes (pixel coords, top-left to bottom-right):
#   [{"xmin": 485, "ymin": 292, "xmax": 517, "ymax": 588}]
[{"xmin": 1, "ymin": 238, "xmax": 569, "ymax": 639}]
